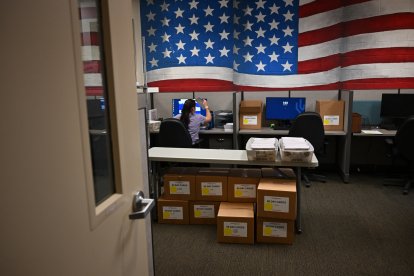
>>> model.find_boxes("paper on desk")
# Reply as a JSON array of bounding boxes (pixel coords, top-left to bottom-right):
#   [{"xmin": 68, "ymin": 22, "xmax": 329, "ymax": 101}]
[
  {"xmin": 280, "ymin": 137, "xmax": 310, "ymax": 150},
  {"xmin": 250, "ymin": 138, "xmax": 277, "ymax": 149},
  {"xmin": 361, "ymin": 130, "xmax": 383, "ymax": 135}
]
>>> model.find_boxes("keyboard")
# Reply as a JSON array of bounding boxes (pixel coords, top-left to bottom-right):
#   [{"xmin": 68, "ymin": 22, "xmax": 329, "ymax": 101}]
[{"xmin": 273, "ymin": 126, "xmax": 291, "ymax": 130}]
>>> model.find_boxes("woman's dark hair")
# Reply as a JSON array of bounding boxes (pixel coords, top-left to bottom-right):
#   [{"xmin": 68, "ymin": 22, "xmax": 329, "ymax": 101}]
[{"xmin": 180, "ymin": 99, "xmax": 195, "ymax": 128}]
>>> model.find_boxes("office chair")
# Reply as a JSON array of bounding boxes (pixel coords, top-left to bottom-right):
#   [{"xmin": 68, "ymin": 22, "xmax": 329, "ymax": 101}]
[
  {"xmin": 158, "ymin": 118, "xmax": 194, "ymax": 148},
  {"xmin": 289, "ymin": 112, "xmax": 326, "ymax": 187},
  {"xmin": 384, "ymin": 116, "xmax": 414, "ymax": 195}
]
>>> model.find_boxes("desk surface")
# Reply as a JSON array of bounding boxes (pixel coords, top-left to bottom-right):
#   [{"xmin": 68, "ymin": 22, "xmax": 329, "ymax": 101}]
[
  {"xmin": 239, "ymin": 127, "xmax": 346, "ymax": 136},
  {"xmin": 353, "ymin": 128, "xmax": 396, "ymax": 137},
  {"xmin": 148, "ymin": 147, "xmax": 318, "ymax": 167}
]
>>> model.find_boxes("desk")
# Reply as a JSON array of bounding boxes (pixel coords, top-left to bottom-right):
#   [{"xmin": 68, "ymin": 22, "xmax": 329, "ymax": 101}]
[
  {"xmin": 353, "ymin": 128, "xmax": 396, "ymax": 137},
  {"xmin": 239, "ymin": 127, "xmax": 346, "ymax": 136},
  {"xmin": 148, "ymin": 147, "xmax": 318, "ymax": 233},
  {"xmin": 150, "ymin": 127, "xmax": 234, "ymax": 149},
  {"xmin": 351, "ymin": 129, "xmax": 396, "ymax": 167}
]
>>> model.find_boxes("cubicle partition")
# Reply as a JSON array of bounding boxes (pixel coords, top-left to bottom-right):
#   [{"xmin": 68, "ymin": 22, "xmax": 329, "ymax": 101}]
[
  {"xmin": 337, "ymin": 90, "xmax": 353, "ymax": 183},
  {"xmin": 233, "ymin": 91, "xmax": 242, "ymax": 149},
  {"xmin": 149, "ymin": 90, "xmax": 354, "ymax": 183}
]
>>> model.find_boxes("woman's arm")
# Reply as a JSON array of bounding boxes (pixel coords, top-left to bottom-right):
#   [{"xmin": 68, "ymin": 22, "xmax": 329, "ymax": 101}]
[{"xmin": 203, "ymin": 99, "xmax": 212, "ymax": 124}]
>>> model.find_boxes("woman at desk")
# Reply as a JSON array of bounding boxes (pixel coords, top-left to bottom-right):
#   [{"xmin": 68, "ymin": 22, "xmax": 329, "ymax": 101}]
[{"xmin": 174, "ymin": 99, "xmax": 211, "ymax": 144}]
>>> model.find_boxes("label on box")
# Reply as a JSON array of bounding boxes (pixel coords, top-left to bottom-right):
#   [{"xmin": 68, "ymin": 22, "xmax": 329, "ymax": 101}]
[
  {"xmin": 223, "ymin": 222, "xmax": 248, "ymax": 237},
  {"xmin": 194, "ymin": 205, "xmax": 215, "ymax": 218},
  {"xmin": 263, "ymin": 222, "xmax": 288, "ymax": 237},
  {"xmin": 263, "ymin": 196, "xmax": 289, "ymax": 213},
  {"xmin": 234, "ymin": 184, "xmax": 256, "ymax": 198},
  {"xmin": 323, "ymin": 115, "xmax": 339, "ymax": 126},
  {"xmin": 243, "ymin": 115, "xmax": 257, "ymax": 125},
  {"xmin": 169, "ymin": 181, "xmax": 190, "ymax": 195},
  {"xmin": 201, "ymin": 182, "xmax": 222, "ymax": 196},
  {"xmin": 162, "ymin": 206, "xmax": 183, "ymax": 220}
]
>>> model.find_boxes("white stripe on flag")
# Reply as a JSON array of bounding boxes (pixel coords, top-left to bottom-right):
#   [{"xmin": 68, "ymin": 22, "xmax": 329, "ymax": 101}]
[
  {"xmin": 298, "ymin": 29, "xmax": 414, "ymax": 62},
  {"xmin": 146, "ymin": 66, "xmax": 234, "ymax": 83},
  {"xmin": 341, "ymin": 62, "xmax": 414, "ymax": 81},
  {"xmin": 83, "ymin": 73, "xmax": 102, "ymax": 86},
  {"xmin": 82, "ymin": 46, "xmax": 100, "ymax": 61}
]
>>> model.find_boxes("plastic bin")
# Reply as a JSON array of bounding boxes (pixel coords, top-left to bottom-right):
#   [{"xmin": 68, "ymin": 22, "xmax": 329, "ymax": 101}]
[
  {"xmin": 279, "ymin": 137, "xmax": 314, "ymax": 163},
  {"xmin": 246, "ymin": 137, "xmax": 278, "ymax": 161}
]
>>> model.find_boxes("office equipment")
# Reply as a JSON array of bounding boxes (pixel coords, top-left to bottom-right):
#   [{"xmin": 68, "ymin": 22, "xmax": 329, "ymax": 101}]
[
  {"xmin": 158, "ymin": 118, "xmax": 194, "ymax": 148},
  {"xmin": 288, "ymin": 112, "xmax": 326, "ymax": 187},
  {"xmin": 265, "ymin": 97, "xmax": 305, "ymax": 130},
  {"xmin": 148, "ymin": 147, "xmax": 318, "ymax": 233},
  {"xmin": 384, "ymin": 116, "xmax": 414, "ymax": 194},
  {"xmin": 172, "ymin": 98, "xmax": 207, "ymax": 117},
  {"xmin": 214, "ymin": 110, "xmax": 233, "ymax": 128},
  {"xmin": 380, "ymin": 93, "xmax": 414, "ymax": 130}
]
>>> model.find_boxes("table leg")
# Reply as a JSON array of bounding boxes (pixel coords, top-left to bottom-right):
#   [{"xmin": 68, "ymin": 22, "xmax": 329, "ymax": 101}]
[{"xmin": 295, "ymin": 167, "xmax": 302, "ymax": 234}]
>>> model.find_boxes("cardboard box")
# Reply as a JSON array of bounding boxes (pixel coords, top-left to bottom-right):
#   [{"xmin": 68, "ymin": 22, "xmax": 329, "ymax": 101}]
[
  {"xmin": 196, "ymin": 169, "xmax": 229, "ymax": 201},
  {"xmin": 217, "ymin": 202, "xmax": 255, "ymax": 244},
  {"xmin": 189, "ymin": 201, "xmax": 221, "ymax": 224},
  {"xmin": 256, "ymin": 217, "xmax": 295, "ymax": 244},
  {"xmin": 163, "ymin": 167, "xmax": 197, "ymax": 200},
  {"xmin": 227, "ymin": 168, "xmax": 261, "ymax": 203},
  {"xmin": 157, "ymin": 197, "xmax": 189, "ymax": 224},
  {"xmin": 239, "ymin": 100, "xmax": 263, "ymax": 130},
  {"xmin": 352, "ymin": 112, "xmax": 362, "ymax": 133},
  {"xmin": 257, "ymin": 178, "xmax": 297, "ymax": 220},
  {"xmin": 316, "ymin": 100, "xmax": 345, "ymax": 131}
]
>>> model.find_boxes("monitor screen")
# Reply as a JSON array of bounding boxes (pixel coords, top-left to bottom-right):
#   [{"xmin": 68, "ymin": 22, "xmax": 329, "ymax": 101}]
[
  {"xmin": 265, "ymin": 97, "xmax": 306, "ymax": 120},
  {"xmin": 172, "ymin": 98, "xmax": 207, "ymax": 117},
  {"xmin": 380, "ymin": 94, "xmax": 414, "ymax": 118}
]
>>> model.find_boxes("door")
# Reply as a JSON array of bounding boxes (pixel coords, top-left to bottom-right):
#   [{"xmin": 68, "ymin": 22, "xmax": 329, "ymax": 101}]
[{"xmin": 0, "ymin": 1, "xmax": 153, "ymax": 275}]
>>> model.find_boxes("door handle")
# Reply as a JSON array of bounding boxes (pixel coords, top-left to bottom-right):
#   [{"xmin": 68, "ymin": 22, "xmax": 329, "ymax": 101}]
[{"xmin": 129, "ymin": 191, "xmax": 155, "ymax": 220}]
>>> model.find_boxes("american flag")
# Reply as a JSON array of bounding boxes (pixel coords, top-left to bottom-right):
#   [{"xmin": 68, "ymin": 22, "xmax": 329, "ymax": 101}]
[
  {"xmin": 80, "ymin": 0, "xmax": 104, "ymax": 96},
  {"xmin": 141, "ymin": 0, "xmax": 414, "ymax": 92}
]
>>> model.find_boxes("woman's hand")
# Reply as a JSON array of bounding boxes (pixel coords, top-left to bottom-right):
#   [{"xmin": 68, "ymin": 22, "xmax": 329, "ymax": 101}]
[{"xmin": 203, "ymin": 99, "xmax": 209, "ymax": 110}]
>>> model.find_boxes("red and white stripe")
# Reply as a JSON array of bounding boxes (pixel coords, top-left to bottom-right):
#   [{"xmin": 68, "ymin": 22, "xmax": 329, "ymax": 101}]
[
  {"xmin": 236, "ymin": 0, "xmax": 414, "ymax": 90},
  {"xmin": 80, "ymin": 0, "xmax": 103, "ymax": 96}
]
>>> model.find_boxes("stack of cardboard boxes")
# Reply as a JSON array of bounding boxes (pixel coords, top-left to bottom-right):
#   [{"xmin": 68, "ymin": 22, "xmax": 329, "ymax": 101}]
[
  {"xmin": 157, "ymin": 166, "xmax": 298, "ymax": 245},
  {"xmin": 256, "ymin": 168, "xmax": 297, "ymax": 244}
]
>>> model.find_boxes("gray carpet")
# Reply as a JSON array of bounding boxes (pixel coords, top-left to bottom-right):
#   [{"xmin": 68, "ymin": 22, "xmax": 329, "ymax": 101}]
[{"xmin": 152, "ymin": 172, "xmax": 414, "ymax": 276}]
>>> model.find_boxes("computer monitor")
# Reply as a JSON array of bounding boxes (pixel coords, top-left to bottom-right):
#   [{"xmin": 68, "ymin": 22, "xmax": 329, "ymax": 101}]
[
  {"xmin": 172, "ymin": 98, "xmax": 207, "ymax": 117},
  {"xmin": 87, "ymin": 98, "xmax": 106, "ymax": 129},
  {"xmin": 380, "ymin": 94, "xmax": 414, "ymax": 118},
  {"xmin": 265, "ymin": 97, "xmax": 306, "ymax": 121}
]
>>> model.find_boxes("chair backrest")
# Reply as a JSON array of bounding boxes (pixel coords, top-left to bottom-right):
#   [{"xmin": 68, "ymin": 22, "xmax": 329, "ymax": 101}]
[
  {"xmin": 395, "ymin": 116, "xmax": 414, "ymax": 161},
  {"xmin": 158, "ymin": 118, "xmax": 193, "ymax": 148},
  {"xmin": 288, "ymin": 112, "xmax": 325, "ymax": 153}
]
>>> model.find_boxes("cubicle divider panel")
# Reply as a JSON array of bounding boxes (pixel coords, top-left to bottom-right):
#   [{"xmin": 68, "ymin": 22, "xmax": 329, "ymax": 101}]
[
  {"xmin": 233, "ymin": 91, "xmax": 242, "ymax": 149},
  {"xmin": 337, "ymin": 90, "xmax": 353, "ymax": 183}
]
